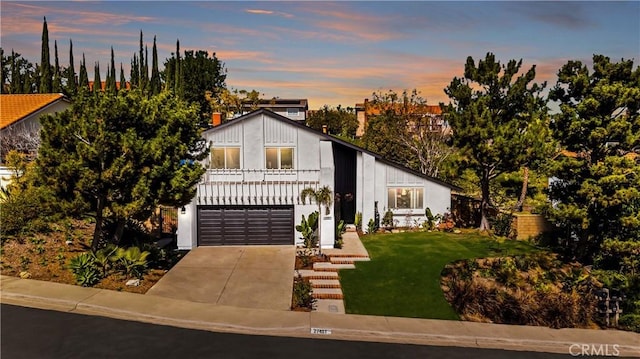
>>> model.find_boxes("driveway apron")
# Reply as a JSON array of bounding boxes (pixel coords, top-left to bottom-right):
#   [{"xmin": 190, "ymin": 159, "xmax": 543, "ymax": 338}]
[{"xmin": 146, "ymin": 246, "xmax": 296, "ymax": 311}]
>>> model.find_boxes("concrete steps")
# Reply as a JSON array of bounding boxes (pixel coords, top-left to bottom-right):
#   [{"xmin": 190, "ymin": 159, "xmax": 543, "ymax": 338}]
[
  {"xmin": 294, "ymin": 231, "xmax": 371, "ymax": 314},
  {"xmin": 329, "ymin": 257, "xmax": 371, "ymax": 265},
  {"xmin": 310, "ymin": 279, "xmax": 341, "ymax": 289},
  {"xmin": 312, "ymin": 288, "xmax": 343, "ymax": 300},
  {"xmin": 295, "ymin": 270, "xmax": 339, "ymax": 280},
  {"xmin": 313, "ymin": 262, "xmax": 355, "ymax": 272}
]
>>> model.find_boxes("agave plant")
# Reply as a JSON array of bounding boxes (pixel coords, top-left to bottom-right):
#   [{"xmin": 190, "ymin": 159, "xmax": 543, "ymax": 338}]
[
  {"xmin": 67, "ymin": 252, "xmax": 100, "ymax": 287},
  {"xmin": 115, "ymin": 246, "xmax": 150, "ymax": 279}
]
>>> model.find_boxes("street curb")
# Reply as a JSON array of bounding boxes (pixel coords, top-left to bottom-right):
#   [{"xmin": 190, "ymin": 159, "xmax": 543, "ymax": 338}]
[{"xmin": 2, "ymin": 287, "xmax": 639, "ymax": 357}]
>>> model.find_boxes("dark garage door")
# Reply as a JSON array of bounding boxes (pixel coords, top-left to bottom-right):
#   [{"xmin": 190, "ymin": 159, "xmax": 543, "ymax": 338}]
[{"xmin": 197, "ymin": 206, "xmax": 294, "ymax": 246}]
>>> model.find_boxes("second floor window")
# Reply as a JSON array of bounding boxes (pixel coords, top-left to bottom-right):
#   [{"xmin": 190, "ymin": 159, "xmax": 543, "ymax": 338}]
[
  {"xmin": 211, "ymin": 147, "xmax": 240, "ymax": 169},
  {"xmin": 265, "ymin": 147, "xmax": 294, "ymax": 169}
]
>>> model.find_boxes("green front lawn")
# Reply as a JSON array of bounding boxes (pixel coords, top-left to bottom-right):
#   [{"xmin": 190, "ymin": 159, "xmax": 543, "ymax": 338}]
[{"xmin": 339, "ymin": 231, "xmax": 539, "ymax": 320}]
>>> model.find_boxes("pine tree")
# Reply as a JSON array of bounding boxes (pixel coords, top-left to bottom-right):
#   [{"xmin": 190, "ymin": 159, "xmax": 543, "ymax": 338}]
[
  {"xmin": 78, "ymin": 53, "xmax": 88, "ymax": 91},
  {"xmin": 37, "ymin": 90, "xmax": 208, "ymax": 250},
  {"xmin": 119, "ymin": 63, "xmax": 126, "ymax": 91},
  {"xmin": 52, "ymin": 40, "xmax": 62, "ymax": 93},
  {"xmin": 150, "ymin": 36, "xmax": 161, "ymax": 95},
  {"xmin": 65, "ymin": 39, "xmax": 77, "ymax": 96},
  {"xmin": 39, "ymin": 17, "xmax": 52, "ymax": 93},
  {"xmin": 93, "ymin": 62, "xmax": 101, "ymax": 93},
  {"xmin": 444, "ymin": 53, "xmax": 553, "ymax": 230}
]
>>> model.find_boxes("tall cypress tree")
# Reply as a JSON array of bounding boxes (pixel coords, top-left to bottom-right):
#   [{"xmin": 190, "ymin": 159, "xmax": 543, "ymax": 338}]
[
  {"xmin": 93, "ymin": 62, "xmax": 101, "ymax": 94},
  {"xmin": 143, "ymin": 45, "xmax": 149, "ymax": 92},
  {"xmin": 106, "ymin": 47, "xmax": 117, "ymax": 94},
  {"xmin": 52, "ymin": 40, "xmax": 62, "ymax": 93},
  {"xmin": 119, "ymin": 63, "xmax": 126, "ymax": 91},
  {"xmin": 39, "ymin": 17, "xmax": 52, "ymax": 93},
  {"xmin": 130, "ymin": 54, "xmax": 139, "ymax": 88},
  {"xmin": 150, "ymin": 36, "xmax": 161, "ymax": 95},
  {"xmin": 175, "ymin": 39, "xmax": 181, "ymax": 98},
  {"xmin": 78, "ymin": 53, "xmax": 88, "ymax": 91},
  {"xmin": 138, "ymin": 31, "xmax": 145, "ymax": 90},
  {"xmin": 66, "ymin": 39, "xmax": 77, "ymax": 96}
]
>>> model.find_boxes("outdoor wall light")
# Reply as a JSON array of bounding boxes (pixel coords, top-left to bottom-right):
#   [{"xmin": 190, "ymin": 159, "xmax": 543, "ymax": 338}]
[{"xmin": 181, "ymin": 206, "xmax": 186, "ymax": 214}]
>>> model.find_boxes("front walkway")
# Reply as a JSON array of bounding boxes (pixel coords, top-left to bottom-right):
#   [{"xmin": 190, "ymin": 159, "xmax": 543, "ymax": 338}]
[{"xmin": 146, "ymin": 246, "xmax": 296, "ymax": 311}]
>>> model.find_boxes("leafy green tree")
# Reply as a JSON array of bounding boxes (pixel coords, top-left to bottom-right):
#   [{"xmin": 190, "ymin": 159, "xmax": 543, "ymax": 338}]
[
  {"xmin": 443, "ymin": 53, "xmax": 552, "ymax": 230},
  {"xmin": 36, "ymin": 90, "xmax": 208, "ymax": 251},
  {"xmin": 546, "ymin": 55, "xmax": 640, "ymax": 263},
  {"xmin": 1, "ymin": 49, "xmax": 37, "ymax": 93},
  {"xmin": 163, "ymin": 49, "xmax": 227, "ymax": 127},
  {"xmin": 307, "ymin": 105, "xmax": 359, "ymax": 138},
  {"xmin": 39, "ymin": 17, "xmax": 52, "ymax": 93}
]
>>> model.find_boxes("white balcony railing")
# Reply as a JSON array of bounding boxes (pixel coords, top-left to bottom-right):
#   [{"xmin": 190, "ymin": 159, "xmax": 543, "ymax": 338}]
[{"xmin": 198, "ymin": 169, "xmax": 321, "ymax": 206}]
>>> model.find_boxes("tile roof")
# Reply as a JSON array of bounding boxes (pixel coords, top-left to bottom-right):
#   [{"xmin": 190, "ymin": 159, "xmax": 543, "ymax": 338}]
[{"xmin": 0, "ymin": 93, "xmax": 66, "ymax": 129}]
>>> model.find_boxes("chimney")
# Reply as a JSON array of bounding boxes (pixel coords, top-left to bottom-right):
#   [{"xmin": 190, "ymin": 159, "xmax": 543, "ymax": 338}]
[
  {"xmin": 212, "ymin": 112, "xmax": 222, "ymax": 127},
  {"xmin": 322, "ymin": 124, "xmax": 328, "ymax": 134}
]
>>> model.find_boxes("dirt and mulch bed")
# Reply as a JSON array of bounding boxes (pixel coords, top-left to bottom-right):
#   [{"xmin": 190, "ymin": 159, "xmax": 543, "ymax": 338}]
[
  {"xmin": 0, "ymin": 219, "xmax": 181, "ymax": 294},
  {"xmin": 441, "ymin": 252, "xmax": 602, "ymax": 329},
  {"xmin": 290, "ymin": 249, "xmax": 330, "ymax": 311}
]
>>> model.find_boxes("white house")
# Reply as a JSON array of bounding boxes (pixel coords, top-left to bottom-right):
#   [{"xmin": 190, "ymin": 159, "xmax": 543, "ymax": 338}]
[{"xmin": 177, "ymin": 109, "xmax": 458, "ymax": 249}]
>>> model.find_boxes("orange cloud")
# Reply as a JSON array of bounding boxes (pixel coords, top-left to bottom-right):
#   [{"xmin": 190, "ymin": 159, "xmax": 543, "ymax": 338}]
[{"xmin": 245, "ymin": 9, "xmax": 294, "ymax": 18}]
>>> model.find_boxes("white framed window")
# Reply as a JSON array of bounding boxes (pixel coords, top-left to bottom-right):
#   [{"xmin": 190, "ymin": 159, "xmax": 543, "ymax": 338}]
[
  {"xmin": 287, "ymin": 108, "xmax": 299, "ymax": 116},
  {"xmin": 387, "ymin": 187, "xmax": 424, "ymax": 209},
  {"xmin": 265, "ymin": 147, "xmax": 294, "ymax": 169},
  {"xmin": 211, "ymin": 147, "xmax": 240, "ymax": 169}
]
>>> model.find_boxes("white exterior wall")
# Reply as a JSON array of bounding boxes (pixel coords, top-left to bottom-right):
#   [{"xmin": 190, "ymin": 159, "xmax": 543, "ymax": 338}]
[{"xmin": 177, "ymin": 111, "xmax": 453, "ymax": 249}]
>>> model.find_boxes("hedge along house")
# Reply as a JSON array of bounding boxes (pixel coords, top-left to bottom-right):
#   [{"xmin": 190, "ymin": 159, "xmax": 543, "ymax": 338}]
[{"xmin": 177, "ymin": 109, "xmax": 458, "ymax": 249}]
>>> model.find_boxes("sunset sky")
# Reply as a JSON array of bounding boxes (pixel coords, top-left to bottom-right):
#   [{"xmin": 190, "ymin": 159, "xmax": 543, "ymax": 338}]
[{"xmin": 1, "ymin": 1, "xmax": 639, "ymax": 109}]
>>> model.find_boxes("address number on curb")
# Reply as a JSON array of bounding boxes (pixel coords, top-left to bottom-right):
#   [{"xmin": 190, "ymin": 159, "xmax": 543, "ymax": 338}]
[{"xmin": 311, "ymin": 328, "xmax": 332, "ymax": 335}]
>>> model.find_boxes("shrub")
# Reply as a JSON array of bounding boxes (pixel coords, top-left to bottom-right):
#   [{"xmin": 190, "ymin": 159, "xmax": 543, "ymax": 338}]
[
  {"xmin": 381, "ymin": 209, "xmax": 394, "ymax": 228},
  {"xmin": 68, "ymin": 253, "xmax": 101, "ymax": 287},
  {"xmin": 296, "ymin": 212, "xmax": 319, "ymax": 250},
  {"xmin": 619, "ymin": 314, "xmax": 640, "ymax": 333},
  {"xmin": 354, "ymin": 212, "xmax": 362, "ymax": 232},
  {"xmin": 114, "ymin": 247, "xmax": 150, "ymax": 279},
  {"xmin": 491, "ymin": 212, "xmax": 514, "ymax": 238},
  {"xmin": 366, "ymin": 218, "xmax": 376, "ymax": 234},
  {"xmin": 334, "ymin": 220, "xmax": 346, "ymax": 248},
  {"xmin": 292, "ymin": 274, "xmax": 316, "ymax": 310}
]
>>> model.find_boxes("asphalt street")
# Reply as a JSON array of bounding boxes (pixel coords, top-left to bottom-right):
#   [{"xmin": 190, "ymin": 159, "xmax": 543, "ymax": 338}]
[{"xmin": 1, "ymin": 304, "xmax": 576, "ymax": 359}]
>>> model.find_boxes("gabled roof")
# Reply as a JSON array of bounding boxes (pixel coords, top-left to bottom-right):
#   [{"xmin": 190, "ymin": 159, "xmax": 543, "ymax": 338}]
[
  {"xmin": 204, "ymin": 108, "xmax": 462, "ymax": 190},
  {"xmin": 0, "ymin": 93, "xmax": 69, "ymax": 129}
]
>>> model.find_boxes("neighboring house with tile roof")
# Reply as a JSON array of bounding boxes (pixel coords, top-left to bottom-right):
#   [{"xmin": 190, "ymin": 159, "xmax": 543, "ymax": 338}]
[
  {"xmin": 354, "ymin": 98, "xmax": 447, "ymax": 137},
  {"xmin": 0, "ymin": 93, "xmax": 71, "ymax": 187},
  {"xmin": 0, "ymin": 93, "xmax": 70, "ymax": 133}
]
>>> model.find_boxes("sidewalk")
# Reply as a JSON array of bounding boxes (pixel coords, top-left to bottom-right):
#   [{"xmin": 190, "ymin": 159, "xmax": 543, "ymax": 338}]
[{"xmin": 2, "ymin": 275, "xmax": 639, "ymax": 357}]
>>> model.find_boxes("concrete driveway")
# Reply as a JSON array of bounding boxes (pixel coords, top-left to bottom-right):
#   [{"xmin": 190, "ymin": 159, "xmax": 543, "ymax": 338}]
[{"xmin": 146, "ymin": 246, "xmax": 296, "ymax": 311}]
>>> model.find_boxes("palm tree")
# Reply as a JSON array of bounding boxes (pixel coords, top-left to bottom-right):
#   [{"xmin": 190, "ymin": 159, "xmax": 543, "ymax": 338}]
[{"xmin": 300, "ymin": 186, "xmax": 333, "ymax": 255}]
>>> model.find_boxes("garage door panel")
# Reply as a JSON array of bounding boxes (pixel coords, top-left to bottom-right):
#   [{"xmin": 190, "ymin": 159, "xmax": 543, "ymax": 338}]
[{"xmin": 197, "ymin": 206, "xmax": 293, "ymax": 246}]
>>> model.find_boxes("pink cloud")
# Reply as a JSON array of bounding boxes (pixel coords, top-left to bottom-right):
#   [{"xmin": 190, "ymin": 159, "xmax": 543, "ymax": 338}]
[{"xmin": 245, "ymin": 9, "xmax": 294, "ymax": 18}]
